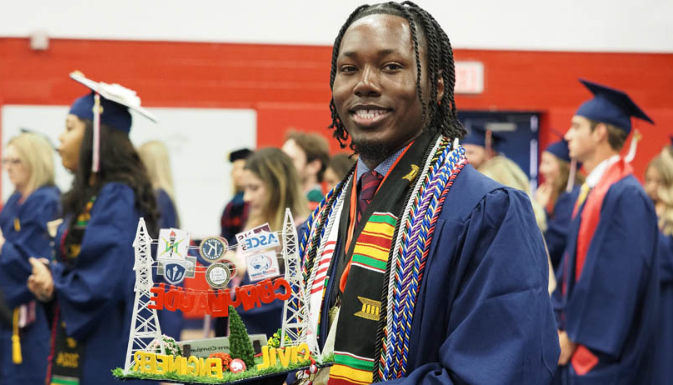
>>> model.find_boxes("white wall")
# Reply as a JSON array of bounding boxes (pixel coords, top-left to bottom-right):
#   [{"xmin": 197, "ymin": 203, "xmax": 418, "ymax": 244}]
[
  {"xmin": 1, "ymin": 0, "xmax": 672, "ymax": 53},
  {"xmin": 1, "ymin": 105, "xmax": 256, "ymax": 238}
]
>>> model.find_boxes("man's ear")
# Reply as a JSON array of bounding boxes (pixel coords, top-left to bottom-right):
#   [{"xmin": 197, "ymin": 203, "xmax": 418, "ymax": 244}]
[
  {"xmin": 307, "ymin": 158, "xmax": 322, "ymax": 177},
  {"xmin": 436, "ymin": 71, "xmax": 445, "ymax": 103},
  {"xmin": 593, "ymin": 122, "xmax": 608, "ymax": 143}
]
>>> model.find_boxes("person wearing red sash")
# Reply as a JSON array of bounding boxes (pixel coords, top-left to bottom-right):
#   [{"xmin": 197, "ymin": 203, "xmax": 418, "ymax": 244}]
[{"xmin": 553, "ymin": 79, "xmax": 657, "ymax": 384}]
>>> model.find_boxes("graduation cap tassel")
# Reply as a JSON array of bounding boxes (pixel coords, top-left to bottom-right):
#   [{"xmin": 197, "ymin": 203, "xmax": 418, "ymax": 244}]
[
  {"xmin": 11, "ymin": 308, "xmax": 22, "ymax": 364},
  {"xmin": 92, "ymin": 92, "xmax": 101, "ymax": 173},
  {"xmin": 624, "ymin": 129, "xmax": 642, "ymax": 164},
  {"xmin": 566, "ymin": 159, "xmax": 578, "ymax": 193}
]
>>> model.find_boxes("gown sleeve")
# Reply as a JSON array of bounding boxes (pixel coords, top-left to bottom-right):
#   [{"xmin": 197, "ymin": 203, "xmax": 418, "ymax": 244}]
[
  {"xmin": 0, "ymin": 189, "xmax": 60, "ymax": 307},
  {"xmin": 51, "ymin": 183, "xmax": 138, "ymax": 340},
  {"xmin": 658, "ymin": 232, "xmax": 673, "ymax": 284},
  {"xmin": 385, "ymin": 188, "xmax": 560, "ymax": 385},
  {"xmin": 563, "ymin": 184, "xmax": 657, "ymax": 358}
]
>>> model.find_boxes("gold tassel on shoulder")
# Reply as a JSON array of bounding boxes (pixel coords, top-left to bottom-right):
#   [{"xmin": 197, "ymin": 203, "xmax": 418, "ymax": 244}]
[{"xmin": 12, "ymin": 308, "xmax": 22, "ymax": 364}]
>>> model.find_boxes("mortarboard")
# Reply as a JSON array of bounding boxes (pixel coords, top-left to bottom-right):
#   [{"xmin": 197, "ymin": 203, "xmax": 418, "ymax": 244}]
[
  {"xmin": 68, "ymin": 71, "xmax": 157, "ymax": 172},
  {"xmin": 545, "ymin": 140, "xmax": 571, "ymax": 163},
  {"xmin": 575, "ymin": 79, "xmax": 654, "ymax": 134},
  {"xmin": 462, "ymin": 126, "xmax": 506, "ymax": 152},
  {"xmin": 229, "ymin": 148, "xmax": 252, "ymax": 163}
]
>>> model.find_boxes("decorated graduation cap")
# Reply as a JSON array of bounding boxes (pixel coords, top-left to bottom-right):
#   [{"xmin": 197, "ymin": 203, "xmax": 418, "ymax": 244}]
[
  {"xmin": 575, "ymin": 79, "xmax": 654, "ymax": 134},
  {"xmin": 229, "ymin": 148, "xmax": 252, "ymax": 163},
  {"xmin": 545, "ymin": 140, "xmax": 571, "ymax": 163},
  {"xmin": 68, "ymin": 71, "xmax": 157, "ymax": 172},
  {"xmin": 462, "ymin": 126, "xmax": 506, "ymax": 152}
]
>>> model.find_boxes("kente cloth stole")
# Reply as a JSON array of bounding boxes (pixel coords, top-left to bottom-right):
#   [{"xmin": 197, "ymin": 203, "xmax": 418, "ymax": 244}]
[
  {"xmin": 300, "ymin": 130, "xmax": 467, "ymax": 384},
  {"xmin": 47, "ymin": 196, "xmax": 96, "ymax": 385}
]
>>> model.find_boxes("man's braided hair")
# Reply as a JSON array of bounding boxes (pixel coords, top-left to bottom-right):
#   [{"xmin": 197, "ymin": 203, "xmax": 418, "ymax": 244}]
[{"xmin": 328, "ymin": 1, "xmax": 466, "ymax": 149}]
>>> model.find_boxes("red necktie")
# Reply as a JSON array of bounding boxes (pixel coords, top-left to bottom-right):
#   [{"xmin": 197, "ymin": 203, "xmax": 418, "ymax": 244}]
[{"xmin": 357, "ymin": 170, "xmax": 383, "ymax": 226}]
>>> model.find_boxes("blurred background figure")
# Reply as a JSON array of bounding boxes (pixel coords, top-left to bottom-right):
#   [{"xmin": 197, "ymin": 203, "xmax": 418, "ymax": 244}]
[
  {"xmin": 26, "ymin": 75, "xmax": 158, "ymax": 385},
  {"xmin": 0, "ymin": 132, "xmax": 60, "ymax": 385},
  {"xmin": 139, "ymin": 141, "xmax": 180, "ymax": 229},
  {"xmin": 220, "ymin": 148, "xmax": 251, "ymax": 245},
  {"xmin": 646, "ymin": 144, "xmax": 673, "ymax": 384},
  {"xmin": 223, "ymin": 148, "xmax": 308, "ymax": 339},
  {"xmin": 535, "ymin": 139, "xmax": 584, "ymax": 271},
  {"xmin": 138, "ymin": 140, "xmax": 184, "ymax": 341},
  {"xmin": 282, "ymin": 131, "xmax": 329, "ymax": 211},
  {"xmin": 464, "ymin": 127, "xmax": 548, "ymax": 232},
  {"xmin": 324, "ymin": 153, "xmax": 356, "ymax": 192}
]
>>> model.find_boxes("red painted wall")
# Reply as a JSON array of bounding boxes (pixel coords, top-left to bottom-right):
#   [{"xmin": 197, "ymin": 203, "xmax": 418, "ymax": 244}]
[{"xmin": 2, "ymin": 37, "xmax": 672, "ymax": 181}]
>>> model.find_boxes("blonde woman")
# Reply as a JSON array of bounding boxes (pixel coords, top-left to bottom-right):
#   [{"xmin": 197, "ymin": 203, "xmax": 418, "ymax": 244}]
[
  {"xmin": 229, "ymin": 148, "xmax": 308, "ymax": 339},
  {"xmin": 138, "ymin": 141, "xmax": 183, "ymax": 341},
  {"xmin": 138, "ymin": 141, "xmax": 180, "ymax": 229},
  {"xmin": 0, "ymin": 133, "xmax": 60, "ymax": 385},
  {"xmin": 535, "ymin": 140, "xmax": 585, "ymax": 271},
  {"xmin": 647, "ymin": 147, "xmax": 673, "ymax": 384}
]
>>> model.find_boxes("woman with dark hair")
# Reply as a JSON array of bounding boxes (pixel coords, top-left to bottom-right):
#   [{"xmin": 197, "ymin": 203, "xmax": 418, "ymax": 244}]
[{"xmin": 27, "ymin": 73, "xmax": 157, "ymax": 385}]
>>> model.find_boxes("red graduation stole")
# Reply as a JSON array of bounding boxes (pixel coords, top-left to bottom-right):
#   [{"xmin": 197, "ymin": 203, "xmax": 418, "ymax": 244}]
[
  {"xmin": 570, "ymin": 158, "xmax": 632, "ymax": 376},
  {"xmin": 573, "ymin": 159, "xmax": 632, "ymax": 280}
]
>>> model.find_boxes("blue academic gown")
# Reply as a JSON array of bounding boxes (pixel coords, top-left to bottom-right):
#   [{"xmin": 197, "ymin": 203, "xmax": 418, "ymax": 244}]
[
  {"xmin": 545, "ymin": 186, "xmax": 581, "ymax": 272},
  {"xmin": 0, "ymin": 186, "xmax": 60, "ymax": 385},
  {"xmin": 653, "ymin": 231, "xmax": 673, "ymax": 384},
  {"xmin": 51, "ymin": 183, "xmax": 150, "ymax": 385},
  {"xmin": 308, "ymin": 165, "xmax": 560, "ymax": 384},
  {"xmin": 552, "ymin": 176, "xmax": 658, "ymax": 384},
  {"xmin": 154, "ymin": 188, "xmax": 184, "ymax": 341}
]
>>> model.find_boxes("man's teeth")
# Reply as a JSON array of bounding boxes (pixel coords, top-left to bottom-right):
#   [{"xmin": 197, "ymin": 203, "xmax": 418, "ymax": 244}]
[{"xmin": 354, "ymin": 109, "xmax": 388, "ymax": 119}]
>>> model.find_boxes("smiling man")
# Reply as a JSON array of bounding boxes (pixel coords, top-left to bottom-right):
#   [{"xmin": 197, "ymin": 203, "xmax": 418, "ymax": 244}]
[
  {"xmin": 553, "ymin": 80, "xmax": 658, "ymax": 384},
  {"xmin": 296, "ymin": 2, "xmax": 560, "ymax": 384}
]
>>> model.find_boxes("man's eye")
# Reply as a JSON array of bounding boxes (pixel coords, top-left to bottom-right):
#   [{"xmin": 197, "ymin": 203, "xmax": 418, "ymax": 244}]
[{"xmin": 383, "ymin": 63, "xmax": 402, "ymax": 71}]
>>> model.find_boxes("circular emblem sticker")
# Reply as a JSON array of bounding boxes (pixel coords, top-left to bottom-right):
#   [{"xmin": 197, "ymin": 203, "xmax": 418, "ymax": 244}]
[
  {"xmin": 206, "ymin": 263, "xmax": 231, "ymax": 289},
  {"xmin": 199, "ymin": 236, "xmax": 227, "ymax": 263}
]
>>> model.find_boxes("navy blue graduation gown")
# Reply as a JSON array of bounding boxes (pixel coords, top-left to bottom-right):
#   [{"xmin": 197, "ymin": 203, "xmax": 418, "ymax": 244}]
[
  {"xmin": 553, "ymin": 176, "xmax": 658, "ymax": 384},
  {"xmin": 154, "ymin": 188, "xmax": 184, "ymax": 341},
  {"xmin": 653, "ymin": 231, "xmax": 673, "ymax": 384},
  {"xmin": 311, "ymin": 165, "xmax": 560, "ymax": 384},
  {"xmin": 0, "ymin": 186, "xmax": 60, "ymax": 385},
  {"xmin": 51, "ymin": 183, "xmax": 150, "ymax": 385},
  {"xmin": 545, "ymin": 186, "xmax": 581, "ymax": 272}
]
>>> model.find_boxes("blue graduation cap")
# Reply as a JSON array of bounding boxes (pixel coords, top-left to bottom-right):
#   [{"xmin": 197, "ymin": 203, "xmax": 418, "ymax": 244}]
[
  {"xmin": 462, "ymin": 126, "xmax": 506, "ymax": 152},
  {"xmin": 68, "ymin": 71, "xmax": 157, "ymax": 172},
  {"xmin": 575, "ymin": 79, "xmax": 654, "ymax": 134},
  {"xmin": 545, "ymin": 140, "xmax": 571, "ymax": 163}
]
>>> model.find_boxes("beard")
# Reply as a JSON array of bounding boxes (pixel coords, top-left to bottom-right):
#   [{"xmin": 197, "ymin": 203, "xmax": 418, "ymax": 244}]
[{"xmin": 351, "ymin": 137, "xmax": 395, "ymax": 167}]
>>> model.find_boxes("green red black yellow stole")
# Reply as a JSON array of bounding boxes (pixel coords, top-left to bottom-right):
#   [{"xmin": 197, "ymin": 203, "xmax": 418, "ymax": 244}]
[
  {"xmin": 300, "ymin": 130, "xmax": 467, "ymax": 384},
  {"xmin": 47, "ymin": 196, "xmax": 96, "ymax": 385}
]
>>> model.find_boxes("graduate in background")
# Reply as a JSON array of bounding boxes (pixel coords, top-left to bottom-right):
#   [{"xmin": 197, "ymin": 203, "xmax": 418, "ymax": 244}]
[
  {"xmin": 282, "ymin": 131, "xmax": 330, "ymax": 211},
  {"xmin": 26, "ymin": 72, "xmax": 158, "ymax": 385},
  {"xmin": 553, "ymin": 79, "xmax": 658, "ymax": 384},
  {"xmin": 323, "ymin": 153, "xmax": 356, "ymax": 192},
  {"xmin": 644, "ymin": 145, "xmax": 673, "ymax": 384},
  {"xmin": 220, "ymin": 148, "xmax": 251, "ymax": 245},
  {"xmin": 463, "ymin": 127, "xmax": 548, "ymax": 232},
  {"xmin": 0, "ymin": 132, "xmax": 60, "ymax": 385},
  {"xmin": 138, "ymin": 140, "xmax": 184, "ymax": 341},
  {"xmin": 535, "ymin": 139, "xmax": 584, "ymax": 271},
  {"xmin": 226, "ymin": 148, "xmax": 308, "ymax": 339}
]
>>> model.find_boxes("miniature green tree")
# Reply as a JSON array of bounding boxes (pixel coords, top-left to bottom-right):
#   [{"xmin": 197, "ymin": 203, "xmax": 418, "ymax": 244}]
[{"xmin": 228, "ymin": 305, "xmax": 255, "ymax": 369}]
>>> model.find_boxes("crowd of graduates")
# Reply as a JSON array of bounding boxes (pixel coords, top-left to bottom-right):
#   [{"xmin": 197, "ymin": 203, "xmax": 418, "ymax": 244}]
[{"xmin": 0, "ymin": 2, "xmax": 670, "ymax": 385}]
